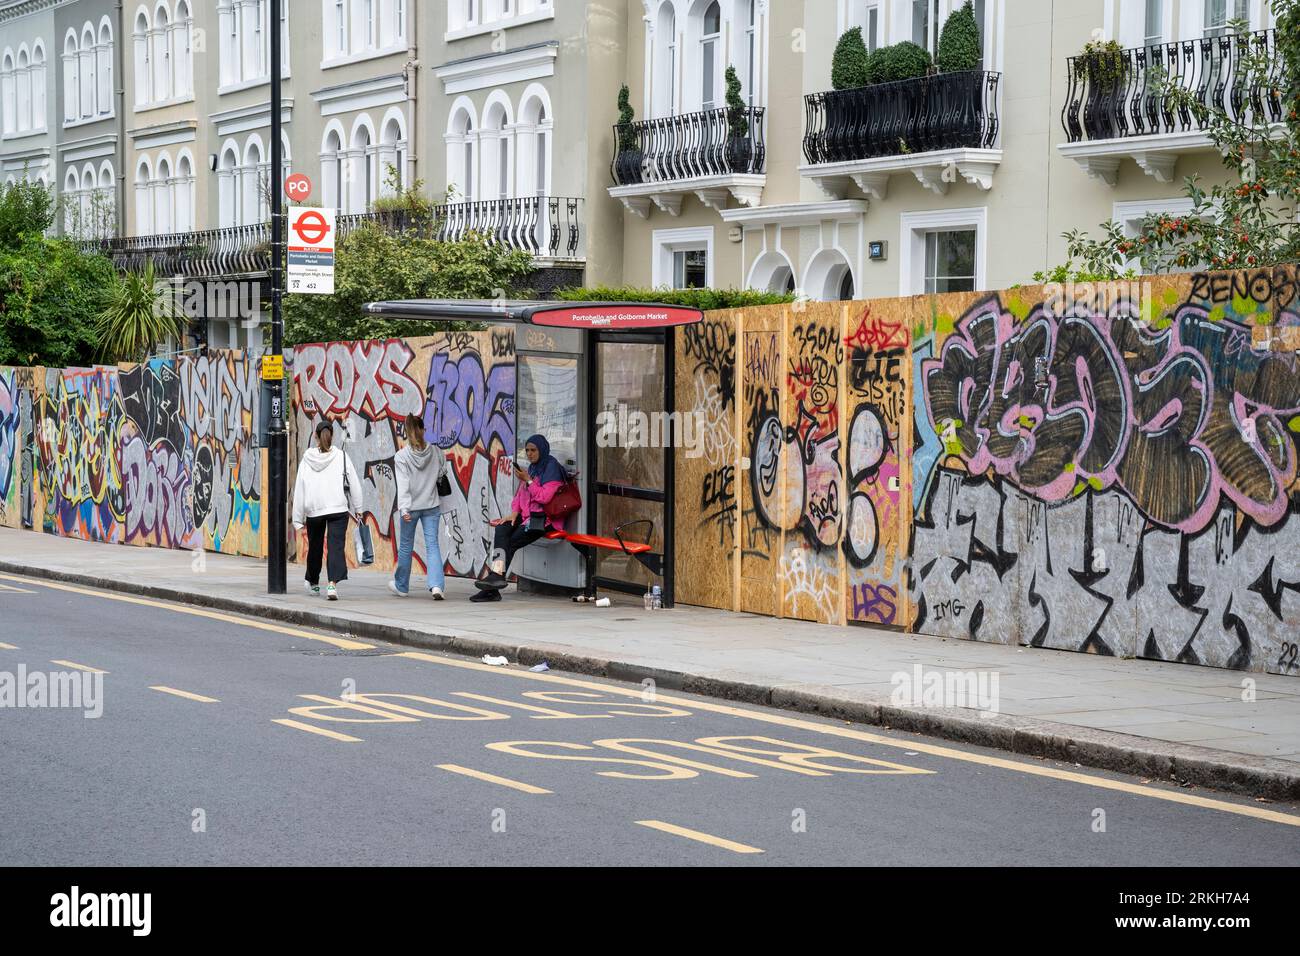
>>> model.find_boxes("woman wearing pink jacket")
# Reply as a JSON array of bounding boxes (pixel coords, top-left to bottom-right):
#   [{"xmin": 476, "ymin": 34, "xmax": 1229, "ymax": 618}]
[{"xmin": 472, "ymin": 433, "xmax": 566, "ymax": 603}]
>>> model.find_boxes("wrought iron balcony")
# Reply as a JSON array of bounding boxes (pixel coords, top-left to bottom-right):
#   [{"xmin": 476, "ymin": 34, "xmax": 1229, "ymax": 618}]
[
  {"xmin": 1061, "ymin": 29, "xmax": 1282, "ymax": 144},
  {"xmin": 80, "ymin": 197, "xmax": 585, "ymax": 279},
  {"xmin": 610, "ymin": 106, "xmax": 766, "ymax": 186},
  {"xmin": 803, "ymin": 70, "xmax": 1001, "ymax": 165},
  {"xmin": 77, "ymin": 223, "xmax": 273, "ymax": 278},
  {"xmin": 436, "ymin": 196, "xmax": 584, "ymax": 260}
]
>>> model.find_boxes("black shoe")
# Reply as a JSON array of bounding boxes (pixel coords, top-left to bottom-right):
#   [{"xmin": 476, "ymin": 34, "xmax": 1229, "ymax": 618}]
[
  {"xmin": 475, "ymin": 570, "xmax": 508, "ymax": 591},
  {"xmin": 469, "ymin": 589, "xmax": 502, "ymax": 603}
]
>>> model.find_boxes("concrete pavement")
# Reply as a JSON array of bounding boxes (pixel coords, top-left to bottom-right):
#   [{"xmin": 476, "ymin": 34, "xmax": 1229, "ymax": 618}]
[{"xmin": 2, "ymin": 526, "xmax": 1299, "ymax": 800}]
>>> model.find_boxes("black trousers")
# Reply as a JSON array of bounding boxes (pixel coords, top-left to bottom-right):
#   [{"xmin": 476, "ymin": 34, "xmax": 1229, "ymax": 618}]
[
  {"xmin": 305, "ymin": 512, "xmax": 350, "ymax": 585},
  {"xmin": 493, "ymin": 519, "xmax": 546, "ymax": 574}
]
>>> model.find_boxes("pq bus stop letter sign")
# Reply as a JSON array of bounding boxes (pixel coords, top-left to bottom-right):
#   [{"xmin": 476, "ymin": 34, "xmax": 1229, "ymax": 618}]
[{"xmin": 287, "ymin": 207, "xmax": 336, "ymax": 295}]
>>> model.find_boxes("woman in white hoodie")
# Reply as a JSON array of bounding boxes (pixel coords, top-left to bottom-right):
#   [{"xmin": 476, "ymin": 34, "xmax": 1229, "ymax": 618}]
[
  {"xmin": 389, "ymin": 412, "xmax": 451, "ymax": 599},
  {"xmin": 292, "ymin": 419, "xmax": 363, "ymax": 600}
]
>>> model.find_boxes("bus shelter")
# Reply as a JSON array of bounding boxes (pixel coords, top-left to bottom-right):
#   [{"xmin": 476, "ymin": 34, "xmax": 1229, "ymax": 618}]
[{"xmin": 362, "ymin": 299, "xmax": 703, "ymax": 607}]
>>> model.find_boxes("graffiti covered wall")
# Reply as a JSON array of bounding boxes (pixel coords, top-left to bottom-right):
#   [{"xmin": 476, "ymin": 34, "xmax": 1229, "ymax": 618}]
[
  {"xmin": 0, "ymin": 352, "xmax": 265, "ymax": 554},
  {"xmin": 291, "ymin": 329, "xmax": 517, "ymax": 581},
  {"xmin": 674, "ymin": 266, "xmax": 1300, "ymax": 677}
]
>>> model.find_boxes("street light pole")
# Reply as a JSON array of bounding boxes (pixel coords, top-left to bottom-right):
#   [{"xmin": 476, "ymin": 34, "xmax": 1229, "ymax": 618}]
[{"xmin": 267, "ymin": 0, "xmax": 287, "ymax": 595}]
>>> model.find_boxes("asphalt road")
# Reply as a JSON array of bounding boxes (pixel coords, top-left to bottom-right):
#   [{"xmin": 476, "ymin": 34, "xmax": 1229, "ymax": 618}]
[{"xmin": 1, "ymin": 571, "xmax": 1297, "ymax": 867}]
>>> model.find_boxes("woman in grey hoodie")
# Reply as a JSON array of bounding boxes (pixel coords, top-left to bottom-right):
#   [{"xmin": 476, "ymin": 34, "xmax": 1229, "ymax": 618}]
[{"xmin": 389, "ymin": 412, "xmax": 452, "ymax": 599}]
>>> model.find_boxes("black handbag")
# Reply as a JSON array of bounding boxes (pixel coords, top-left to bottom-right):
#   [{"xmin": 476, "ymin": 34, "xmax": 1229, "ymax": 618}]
[{"xmin": 436, "ymin": 458, "xmax": 452, "ymax": 498}]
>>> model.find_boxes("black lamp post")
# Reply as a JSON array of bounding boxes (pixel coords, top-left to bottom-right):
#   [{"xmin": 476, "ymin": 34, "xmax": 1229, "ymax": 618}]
[{"xmin": 267, "ymin": 0, "xmax": 287, "ymax": 594}]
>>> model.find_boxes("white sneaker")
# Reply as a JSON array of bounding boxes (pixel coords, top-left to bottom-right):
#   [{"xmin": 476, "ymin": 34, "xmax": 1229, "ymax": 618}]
[
  {"xmin": 305, "ymin": 580, "xmax": 320, "ymax": 596},
  {"xmin": 388, "ymin": 580, "xmax": 407, "ymax": 598},
  {"xmin": 326, "ymin": 584, "xmax": 338, "ymax": 601},
  {"xmin": 429, "ymin": 587, "xmax": 444, "ymax": 600}
]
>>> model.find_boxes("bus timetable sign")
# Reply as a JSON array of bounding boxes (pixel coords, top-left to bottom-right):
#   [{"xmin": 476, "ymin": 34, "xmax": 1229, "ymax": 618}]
[{"xmin": 287, "ymin": 207, "xmax": 336, "ymax": 295}]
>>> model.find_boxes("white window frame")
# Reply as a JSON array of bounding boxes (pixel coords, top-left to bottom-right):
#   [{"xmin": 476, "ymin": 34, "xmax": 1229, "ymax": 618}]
[
  {"xmin": 898, "ymin": 206, "xmax": 987, "ymax": 296},
  {"xmin": 652, "ymin": 226, "xmax": 715, "ymax": 289},
  {"xmin": 446, "ymin": 0, "xmax": 553, "ymax": 41}
]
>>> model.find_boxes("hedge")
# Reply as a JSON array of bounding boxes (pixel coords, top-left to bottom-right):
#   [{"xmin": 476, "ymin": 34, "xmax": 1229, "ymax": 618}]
[{"xmin": 556, "ymin": 286, "xmax": 795, "ymax": 310}]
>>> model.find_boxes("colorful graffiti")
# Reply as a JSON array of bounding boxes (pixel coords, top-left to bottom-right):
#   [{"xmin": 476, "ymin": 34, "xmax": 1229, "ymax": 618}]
[
  {"xmin": 674, "ymin": 267, "xmax": 1300, "ymax": 676},
  {"xmin": 912, "ymin": 284, "xmax": 1300, "ymax": 674},
  {"xmin": 1, "ymin": 353, "xmax": 264, "ymax": 554},
  {"xmin": 292, "ymin": 331, "xmax": 516, "ymax": 580}
]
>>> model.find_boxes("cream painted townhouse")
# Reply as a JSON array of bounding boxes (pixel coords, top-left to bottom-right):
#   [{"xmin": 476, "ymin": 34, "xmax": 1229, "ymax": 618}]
[
  {"xmin": 609, "ymin": 0, "xmax": 1282, "ymax": 297},
  {"xmin": 0, "ymin": 0, "xmax": 1282, "ymax": 329}
]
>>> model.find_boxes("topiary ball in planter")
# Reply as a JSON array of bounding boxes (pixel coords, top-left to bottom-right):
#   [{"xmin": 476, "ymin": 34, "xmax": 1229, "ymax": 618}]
[
  {"xmin": 880, "ymin": 41, "xmax": 933, "ymax": 82},
  {"xmin": 936, "ymin": 0, "xmax": 982, "ymax": 72},
  {"xmin": 865, "ymin": 45, "xmax": 890, "ymax": 84},
  {"xmin": 831, "ymin": 27, "xmax": 871, "ymax": 89}
]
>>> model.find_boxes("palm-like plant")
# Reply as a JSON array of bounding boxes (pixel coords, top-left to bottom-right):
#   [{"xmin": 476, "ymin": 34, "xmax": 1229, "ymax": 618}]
[{"xmin": 95, "ymin": 263, "xmax": 182, "ymax": 362}]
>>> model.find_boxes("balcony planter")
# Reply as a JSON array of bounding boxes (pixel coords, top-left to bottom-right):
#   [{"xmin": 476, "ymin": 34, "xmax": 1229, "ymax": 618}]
[{"xmin": 614, "ymin": 146, "xmax": 645, "ymax": 185}]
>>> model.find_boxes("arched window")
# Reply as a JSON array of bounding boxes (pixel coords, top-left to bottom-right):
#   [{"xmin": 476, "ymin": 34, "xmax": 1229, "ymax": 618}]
[
  {"xmin": 174, "ymin": 2, "xmax": 193, "ymax": 98},
  {"xmin": 446, "ymin": 100, "xmax": 476, "ymax": 201},
  {"xmin": 97, "ymin": 20, "xmax": 114, "ymax": 114},
  {"xmin": 380, "ymin": 112, "xmax": 406, "ymax": 195},
  {"xmin": 78, "ymin": 26, "xmax": 94, "ymax": 116},
  {"xmin": 152, "ymin": 4, "xmax": 172, "ymax": 103},
  {"xmin": 134, "ymin": 9, "xmax": 151, "ymax": 107},
  {"xmin": 740, "ymin": 0, "xmax": 756, "ymax": 108},
  {"xmin": 175, "ymin": 152, "xmax": 193, "ymax": 232},
  {"xmin": 80, "ymin": 163, "xmax": 96, "ymax": 236},
  {"xmin": 321, "ymin": 126, "xmax": 345, "ymax": 210},
  {"xmin": 517, "ymin": 86, "xmax": 552, "ymax": 199},
  {"xmin": 156, "ymin": 154, "xmax": 173, "ymax": 233},
  {"xmin": 64, "ymin": 168, "xmax": 81, "ymax": 235},
  {"xmin": 62, "ymin": 34, "xmax": 78, "ymax": 123},
  {"xmin": 243, "ymin": 137, "xmax": 265, "ymax": 224},
  {"xmin": 699, "ymin": 1, "xmax": 721, "ymax": 111},
  {"xmin": 653, "ymin": 4, "xmax": 677, "ymax": 117},
  {"xmin": 135, "ymin": 157, "xmax": 154, "ymax": 234},
  {"xmin": 218, "ymin": 143, "xmax": 240, "ymax": 227},
  {"xmin": 15, "ymin": 48, "xmax": 30, "ymax": 132},
  {"xmin": 218, "ymin": 0, "xmax": 241, "ymax": 86},
  {"xmin": 481, "ymin": 96, "xmax": 511, "ymax": 201},
  {"xmin": 31, "ymin": 44, "xmax": 46, "ymax": 130},
  {"xmin": 1, "ymin": 51, "xmax": 15, "ymax": 135},
  {"xmin": 97, "ymin": 161, "xmax": 116, "ymax": 237},
  {"xmin": 350, "ymin": 121, "xmax": 373, "ymax": 213}
]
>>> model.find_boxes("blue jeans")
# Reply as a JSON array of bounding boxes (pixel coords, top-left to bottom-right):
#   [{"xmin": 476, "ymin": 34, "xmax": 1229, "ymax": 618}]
[{"xmin": 394, "ymin": 508, "xmax": 444, "ymax": 594}]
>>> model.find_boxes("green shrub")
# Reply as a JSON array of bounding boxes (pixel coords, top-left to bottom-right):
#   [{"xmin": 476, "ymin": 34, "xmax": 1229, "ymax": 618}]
[
  {"xmin": 616, "ymin": 84, "xmax": 638, "ymax": 153},
  {"xmin": 1074, "ymin": 39, "xmax": 1126, "ymax": 87},
  {"xmin": 831, "ymin": 27, "xmax": 871, "ymax": 89},
  {"xmin": 725, "ymin": 65, "xmax": 748, "ymax": 138},
  {"xmin": 555, "ymin": 286, "xmax": 794, "ymax": 310},
  {"xmin": 879, "ymin": 41, "xmax": 933, "ymax": 82},
  {"xmin": 936, "ymin": 0, "xmax": 982, "ymax": 72},
  {"xmin": 864, "ymin": 46, "xmax": 890, "ymax": 84}
]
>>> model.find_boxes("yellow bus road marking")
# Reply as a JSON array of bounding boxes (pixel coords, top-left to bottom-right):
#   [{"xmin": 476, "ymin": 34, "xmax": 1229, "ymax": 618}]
[
  {"xmin": 0, "ymin": 641, "xmax": 18, "ymax": 650},
  {"xmin": 0, "ymin": 582, "xmax": 35, "ymax": 593},
  {"xmin": 0, "ymin": 573, "xmax": 374, "ymax": 651},
  {"xmin": 51, "ymin": 659, "xmax": 107, "ymax": 674},
  {"xmin": 150, "ymin": 686, "xmax": 219, "ymax": 704},
  {"xmin": 272, "ymin": 719, "xmax": 362, "ymax": 743},
  {"xmin": 437, "ymin": 764, "xmax": 553, "ymax": 794},
  {"xmin": 393, "ymin": 651, "xmax": 1300, "ymax": 828},
  {"xmin": 636, "ymin": 820, "xmax": 764, "ymax": 854}
]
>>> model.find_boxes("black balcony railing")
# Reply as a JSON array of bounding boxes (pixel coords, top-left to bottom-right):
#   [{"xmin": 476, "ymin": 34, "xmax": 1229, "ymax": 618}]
[
  {"xmin": 81, "ymin": 197, "xmax": 585, "ymax": 278},
  {"xmin": 802, "ymin": 70, "xmax": 1001, "ymax": 165},
  {"xmin": 1062, "ymin": 29, "xmax": 1282, "ymax": 143},
  {"xmin": 77, "ymin": 223, "xmax": 273, "ymax": 278},
  {"xmin": 611, "ymin": 106, "xmax": 766, "ymax": 186}
]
